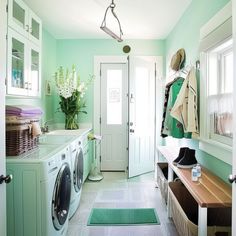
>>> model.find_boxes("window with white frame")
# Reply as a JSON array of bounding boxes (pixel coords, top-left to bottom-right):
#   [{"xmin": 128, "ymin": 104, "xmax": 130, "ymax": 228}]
[
  {"xmin": 207, "ymin": 38, "xmax": 233, "ymax": 146},
  {"xmin": 199, "ymin": 1, "xmax": 232, "ymax": 165}
]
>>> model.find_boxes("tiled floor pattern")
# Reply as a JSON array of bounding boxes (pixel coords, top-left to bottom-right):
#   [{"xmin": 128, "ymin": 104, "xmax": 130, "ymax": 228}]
[{"xmin": 67, "ymin": 172, "xmax": 179, "ymax": 236}]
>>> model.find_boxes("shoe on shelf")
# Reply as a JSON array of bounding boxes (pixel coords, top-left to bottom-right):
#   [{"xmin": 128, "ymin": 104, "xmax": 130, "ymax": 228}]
[
  {"xmin": 173, "ymin": 147, "xmax": 189, "ymax": 165},
  {"xmin": 177, "ymin": 149, "xmax": 197, "ymax": 169}
]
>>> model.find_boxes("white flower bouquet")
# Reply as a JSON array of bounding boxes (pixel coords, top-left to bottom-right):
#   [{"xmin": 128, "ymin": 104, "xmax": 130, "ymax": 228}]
[{"xmin": 55, "ymin": 65, "xmax": 93, "ymax": 129}]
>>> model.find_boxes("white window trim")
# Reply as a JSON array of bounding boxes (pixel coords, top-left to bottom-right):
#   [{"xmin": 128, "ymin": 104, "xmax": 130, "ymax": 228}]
[{"xmin": 199, "ymin": 1, "xmax": 232, "ymax": 165}]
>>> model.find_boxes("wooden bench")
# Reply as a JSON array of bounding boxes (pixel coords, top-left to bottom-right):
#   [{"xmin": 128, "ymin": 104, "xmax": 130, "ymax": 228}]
[{"xmin": 157, "ymin": 146, "xmax": 232, "ymax": 236}]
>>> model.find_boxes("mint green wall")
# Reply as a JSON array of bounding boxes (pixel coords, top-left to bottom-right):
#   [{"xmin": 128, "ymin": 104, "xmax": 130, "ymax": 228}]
[
  {"xmin": 165, "ymin": 0, "xmax": 231, "ymax": 183},
  {"xmin": 41, "ymin": 29, "xmax": 57, "ymax": 123},
  {"xmin": 54, "ymin": 39, "xmax": 165, "ymax": 124}
]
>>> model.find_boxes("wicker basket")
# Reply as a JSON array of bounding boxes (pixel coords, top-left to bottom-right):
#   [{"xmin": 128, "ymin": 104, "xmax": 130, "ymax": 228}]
[
  {"xmin": 156, "ymin": 163, "xmax": 178, "ymax": 203},
  {"xmin": 6, "ymin": 121, "xmax": 39, "ymax": 156},
  {"xmin": 168, "ymin": 181, "xmax": 231, "ymax": 236},
  {"xmin": 157, "ymin": 163, "xmax": 169, "ymax": 203}
]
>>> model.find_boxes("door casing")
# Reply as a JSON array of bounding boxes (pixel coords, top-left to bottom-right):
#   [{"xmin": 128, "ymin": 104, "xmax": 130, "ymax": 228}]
[
  {"xmin": 0, "ymin": 0, "xmax": 7, "ymax": 235},
  {"xmin": 231, "ymin": 0, "xmax": 236, "ymax": 234},
  {"xmin": 94, "ymin": 56, "xmax": 163, "ymax": 176}
]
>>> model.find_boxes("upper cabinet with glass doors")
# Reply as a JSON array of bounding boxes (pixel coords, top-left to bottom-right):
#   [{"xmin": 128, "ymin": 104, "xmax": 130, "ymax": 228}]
[
  {"xmin": 7, "ymin": 0, "xmax": 41, "ymax": 97},
  {"xmin": 8, "ymin": 0, "xmax": 41, "ymax": 46}
]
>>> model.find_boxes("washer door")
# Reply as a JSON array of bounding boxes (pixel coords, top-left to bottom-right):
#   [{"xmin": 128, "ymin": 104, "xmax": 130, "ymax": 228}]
[
  {"xmin": 73, "ymin": 147, "xmax": 84, "ymax": 192},
  {"xmin": 52, "ymin": 163, "xmax": 71, "ymax": 230}
]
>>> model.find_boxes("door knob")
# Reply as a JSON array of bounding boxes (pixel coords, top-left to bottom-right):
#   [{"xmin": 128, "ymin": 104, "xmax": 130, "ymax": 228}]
[
  {"xmin": 130, "ymin": 129, "xmax": 134, "ymax": 133},
  {"xmin": 0, "ymin": 174, "xmax": 13, "ymax": 184},
  {"xmin": 228, "ymin": 174, "xmax": 236, "ymax": 184}
]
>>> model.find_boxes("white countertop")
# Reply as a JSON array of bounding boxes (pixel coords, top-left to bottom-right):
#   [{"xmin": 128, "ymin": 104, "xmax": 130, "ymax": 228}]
[
  {"xmin": 46, "ymin": 128, "xmax": 91, "ymax": 137},
  {"xmin": 6, "ymin": 144, "xmax": 65, "ymax": 163}
]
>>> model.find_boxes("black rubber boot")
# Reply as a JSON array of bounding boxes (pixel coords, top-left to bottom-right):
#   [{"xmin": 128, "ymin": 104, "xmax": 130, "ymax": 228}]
[
  {"xmin": 172, "ymin": 147, "xmax": 189, "ymax": 165},
  {"xmin": 177, "ymin": 148, "xmax": 197, "ymax": 168}
]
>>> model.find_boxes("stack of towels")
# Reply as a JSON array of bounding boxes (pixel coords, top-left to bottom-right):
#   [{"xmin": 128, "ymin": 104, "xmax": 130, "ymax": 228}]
[{"xmin": 6, "ymin": 105, "xmax": 43, "ymax": 136}]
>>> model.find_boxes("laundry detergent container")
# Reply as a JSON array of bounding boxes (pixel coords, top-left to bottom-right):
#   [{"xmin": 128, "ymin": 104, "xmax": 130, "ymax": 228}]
[{"xmin": 168, "ymin": 181, "xmax": 231, "ymax": 236}]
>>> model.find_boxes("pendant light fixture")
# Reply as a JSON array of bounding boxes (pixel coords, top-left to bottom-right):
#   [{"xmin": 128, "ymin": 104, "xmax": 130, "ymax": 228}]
[{"xmin": 100, "ymin": 0, "xmax": 123, "ymax": 42}]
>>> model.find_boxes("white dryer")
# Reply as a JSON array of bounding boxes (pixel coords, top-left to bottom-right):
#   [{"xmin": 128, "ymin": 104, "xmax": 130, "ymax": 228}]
[
  {"xmin": 6, "ymin": 144, "xmax": 72, "ymax": 236},
  {"xmin": 69, "ymin": 137, "xmax": 84, "ymax": 218}
]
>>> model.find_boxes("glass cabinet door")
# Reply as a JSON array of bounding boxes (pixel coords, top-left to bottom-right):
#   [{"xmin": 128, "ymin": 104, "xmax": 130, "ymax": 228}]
[
  {"xmin": 8, "ymin": 0, "xmax": 28, "ymax": 38},
  {"xmin": 12, "ymin": 37, "xmax": 25, "ymax": 89},
  {"xmin": 12, "ymin": 0, "xmax": 26, "ymax": 28},
  {"xmin": 8, "ymin": 0, "xmax": 42, "ymax": 45},
  {"xmin": 28, "ymin": 45, "xmax": 40, "ymax": 96},
  {"xmin": 7, "ymin": 28, "xmax": 28, "ymax": 96},
  {"xmin": 29, "ymin": 11, "xmax": 41, "ymax": 44}
]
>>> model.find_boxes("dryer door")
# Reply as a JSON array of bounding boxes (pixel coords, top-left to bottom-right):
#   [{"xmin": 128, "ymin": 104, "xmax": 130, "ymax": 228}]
[
  {"xmin": 52, "ymin": 163, "xmax": 71, "ymax": 230},
  {"xmin": 74, "ymin": 147, "xmax": 83, "ymax": 192}
]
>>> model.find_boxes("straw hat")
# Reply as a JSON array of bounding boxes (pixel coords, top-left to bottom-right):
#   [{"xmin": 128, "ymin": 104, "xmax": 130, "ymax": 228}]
[{"xmin": 170, "ymin": 48, "xmax": 186, "ymax": 71}]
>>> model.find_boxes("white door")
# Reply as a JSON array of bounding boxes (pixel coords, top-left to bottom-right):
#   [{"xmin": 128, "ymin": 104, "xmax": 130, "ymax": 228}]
[
  {"xmin": 100, "ymin": 63, "xmax": 128, "ymax": 171},
  {"xmin": 0, "ymin": 0, "xmax": 7, "ymax": 235},
  {"xmin": 231, "ymin": 0, "xmax": 236, "ymax": 234},
  {"xmin": 128, "ymin": 56, "xmax": 156, "ymax": 178}
]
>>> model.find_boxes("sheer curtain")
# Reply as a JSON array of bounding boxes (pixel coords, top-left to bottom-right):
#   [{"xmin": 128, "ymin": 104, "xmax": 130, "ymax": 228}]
[{"xmin": 208, "ymin": 93, "xmax": 233, "ymax": 137}]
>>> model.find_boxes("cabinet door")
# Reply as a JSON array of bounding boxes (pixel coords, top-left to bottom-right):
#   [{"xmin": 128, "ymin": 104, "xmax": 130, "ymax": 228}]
[
  {"xmin": 7, "ymin": 28, "xmax": 28, "ymax": 96},
  {"xmin": 27, "ymin": 43, "xmax": 41, "ymax": 97},
  {"xmin": 8, "ymin": 0, "xmax": 29, "ymax": 39},
  {"xmin": 28, "ymin": 10, "xmax": 42, "ymax": 46}
]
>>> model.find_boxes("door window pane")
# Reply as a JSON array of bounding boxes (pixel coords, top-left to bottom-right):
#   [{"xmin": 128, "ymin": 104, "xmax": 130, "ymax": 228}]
[
  {"xmin": 107, "ymin": 70, "xmax": 122, "ymax": 125},
  {"xmin": 12, "ymin": 38, "xmax": 24, "ymax": 88}
]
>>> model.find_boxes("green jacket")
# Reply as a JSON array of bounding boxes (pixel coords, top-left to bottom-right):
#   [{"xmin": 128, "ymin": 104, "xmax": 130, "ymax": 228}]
[{"xmin": 163, "ymin": 77, "xmax": 191, "ymax": 139}]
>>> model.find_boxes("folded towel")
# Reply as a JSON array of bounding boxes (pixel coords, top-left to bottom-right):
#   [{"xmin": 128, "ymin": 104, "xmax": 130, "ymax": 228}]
[
  {"xmin": 6, "ymin": 111, "xmax": 43, "ymax": 117},
  {"xmin": 6, "ymin": 105, "xmax": 43, "ymax": 116}
]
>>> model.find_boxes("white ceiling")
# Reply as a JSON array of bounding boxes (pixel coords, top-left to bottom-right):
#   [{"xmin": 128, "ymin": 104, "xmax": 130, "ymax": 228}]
[{"xmin": 24, "ymin": 0, "xmax": 192, "ymax": 40}]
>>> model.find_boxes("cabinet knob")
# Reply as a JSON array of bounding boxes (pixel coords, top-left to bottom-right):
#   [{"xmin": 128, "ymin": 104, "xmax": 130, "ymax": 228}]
[
  {"xmin": 228, "ymin": 174, "xmax": 236, "ymax": 184},
  {"xmin": 0, "ymin": 174, "xmax": 13, "ymax": 184}
]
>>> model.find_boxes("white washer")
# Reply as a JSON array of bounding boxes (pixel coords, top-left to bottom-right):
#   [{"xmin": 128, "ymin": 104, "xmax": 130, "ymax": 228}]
[
  {"xmin": 39, "ymin": 134, "xmax": 84, "ymax": 218},
  {"xmin": 6, "ymin": 144, "xmax": 72, "ymax": 236},
  {"xmin": 68, "ymin": 137, "xmax": 83, "ymax": 218}
]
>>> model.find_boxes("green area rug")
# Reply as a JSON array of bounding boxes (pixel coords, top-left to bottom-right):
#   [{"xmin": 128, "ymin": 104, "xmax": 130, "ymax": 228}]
[{"xmin": 87, "ymin": 208, "xmax": 160, "ymax": 226}]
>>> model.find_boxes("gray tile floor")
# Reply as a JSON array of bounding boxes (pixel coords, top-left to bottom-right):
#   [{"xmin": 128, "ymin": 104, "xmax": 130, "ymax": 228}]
[{"xmin": 67, "ymin": 172, "xmax": 179, "ymax": 236}]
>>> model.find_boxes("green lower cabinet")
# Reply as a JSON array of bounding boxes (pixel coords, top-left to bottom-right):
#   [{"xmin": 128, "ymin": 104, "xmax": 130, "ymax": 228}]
[{"xmin": 6, "ymin": 164, "xmax": 41, "ymax": 236}]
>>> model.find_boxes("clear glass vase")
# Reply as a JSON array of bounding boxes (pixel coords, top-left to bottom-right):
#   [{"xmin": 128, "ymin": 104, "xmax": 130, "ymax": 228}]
[{"xmin": 65, "ymin": 113, "xmax": 79, "ymax": 130}]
